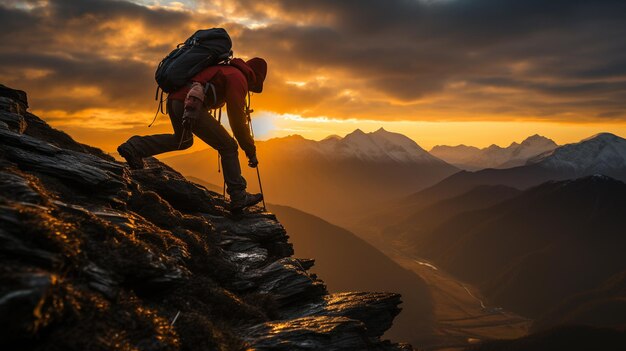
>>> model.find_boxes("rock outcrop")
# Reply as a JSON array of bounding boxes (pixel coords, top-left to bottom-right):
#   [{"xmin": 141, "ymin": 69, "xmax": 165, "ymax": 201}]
[{"xmin": 0, "ymin": 85, "xmax": 411, "ymax": 350}]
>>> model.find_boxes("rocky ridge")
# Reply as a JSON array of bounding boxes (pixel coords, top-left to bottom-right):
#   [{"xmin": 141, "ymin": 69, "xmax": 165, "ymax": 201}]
[
  {"xmin": 430, "ymin": 135, "xmax": 557, "ymax": 170},
  {"xmin": 0, "ymin": 85, "xmax": 411, "ymax": 350}
]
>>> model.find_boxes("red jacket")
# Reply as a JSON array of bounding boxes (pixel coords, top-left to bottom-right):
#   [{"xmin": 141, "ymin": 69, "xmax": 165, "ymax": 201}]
[{"xmin": 169, "ymin": 60, "xmax": 256, "ymax": 157}]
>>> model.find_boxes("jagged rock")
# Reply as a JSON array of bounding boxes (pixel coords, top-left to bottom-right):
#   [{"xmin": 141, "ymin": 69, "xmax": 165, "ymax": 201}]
[
  {"xmin": 281, "ymin": 292, "xmax": 403, "ymax": 338},
  {"xmin": 212, "ymin": 212, "xmax": 294, "ymax": 260},
  {"xmin": 0, "ymin": 85, "xmax": 412, "ymax": 351},
  {"xmin": 0, "ymin": 111, "xmax": 26, "ymax": 133},
  {"xmin": 0, "ymin": 169, "xmax": 43, "ymax": 204},
  {"xmin": 322, "ymin": 292, "xmax": 402, "ymax": 337},
  {"xmin": 131, "ymin": 166, "xmax": 218, "ymax": 214},
  {"xmin": 243, "ymin": 257, "xmax": 327, "ymax": 308},
  {"xmin": 0, "ymin": 128, "xmax": 128, "ymax": 201},
  {"xmin": 82, "ymin": 263, "xmax": 120, "ymax": 299},
  {"xmin": 0, "ymin": 204, "xmax": 60, "ymax": 267},
  {"xmin": 296, "ymin": 258, "xmax": 316, "ymax": 271},
  {"xmin": 0, "ymin": 269, "xmax": 54, "ymax": 341},
  {"xmin": 245, "ymin": 315, "xmax": 374, "ymax": 350},
  {"xmin": 0, "ymin": 84, "xmax": 28, "ymax": 110},
  {"xmin": 0, "ymin": 97, "xmax": 24, "ymax": 116}
]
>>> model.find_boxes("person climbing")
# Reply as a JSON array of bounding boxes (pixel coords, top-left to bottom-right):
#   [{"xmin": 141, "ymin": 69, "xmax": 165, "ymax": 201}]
[{"xmin": 117, "ymin": 57, "xmax": 267, "ymax": 212}]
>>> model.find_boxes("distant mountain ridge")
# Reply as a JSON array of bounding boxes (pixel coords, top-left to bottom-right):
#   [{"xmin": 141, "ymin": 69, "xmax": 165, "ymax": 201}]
[
  {"xmin": 431, "ymin": 134, "xmax": 557, "ymax": 170},
  {"xmin": 162, "ymin": 128, "xmax": 458, "ymax": 224},
  {"xmin": 406, "ymin": 132, "xmax": 626, "ymax": 207},
  {"xmin": 266, "ymin": 127, "xmax": 450, "ymax": 164},
  {"xmin": 529, "ymin": 133, "xmax": 626, "ymax": 173}
]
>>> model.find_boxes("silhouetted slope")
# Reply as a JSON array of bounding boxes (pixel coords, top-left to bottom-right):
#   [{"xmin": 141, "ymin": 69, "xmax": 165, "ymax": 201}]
[
  {"xmin": 404, "ymin": 166, "xmax": 556, "ymax": 208},
  {"xmin": 534, "ymin": 269, "xmax": 626, "ymax": 331},
  {"xmin": 465, "ymin": 325, "xmax": 626, "ymax": 351},
  {"xmin": 382, "ymin": 185, "xmax": 521, "ymax": 250},
  {"xmin": 353, "ymin": 184, "xmax": 521, "ymax": 252},
  {"xmin": 269, "ymin": 204, "xmax": 434, "ymax": 345},
  {"xmin": 419, "ymin": 175, "xmax": 626, "ymax": 318},
  {"xmin": 404, "ymin": 185, "xmax": 520, "ymax": 229}
]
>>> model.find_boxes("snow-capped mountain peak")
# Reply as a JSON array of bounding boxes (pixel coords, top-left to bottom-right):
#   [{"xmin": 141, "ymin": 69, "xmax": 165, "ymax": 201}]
[
  {"xmin": 430, "ymin": 134, "xmax": 558, "ymax": 169},
  {"xmin": 320, "ymin": 128, "xmax": 440, "ymax": 163},
  {"xmin": 581, "ymin": 132, "xmax": 622, "ymax": 143},
  {"xmin": 522, "ymin": 134, "xmax": 554, "ymax": 145},
  {"xmin": 263, "ymin": 129, "xmax": 451, "ymax": 164},
  {"xmin": 529, "ymin": 133, "xmax": 626, "ymax": 173}
]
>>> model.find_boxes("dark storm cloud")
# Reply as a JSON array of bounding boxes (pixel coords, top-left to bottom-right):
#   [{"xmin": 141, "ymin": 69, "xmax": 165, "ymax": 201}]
[
  {"xmin": 229, "ymin": 0, "xmax": 626, "ymax": 120},
  {"xmin": 0, "ymin": 0, "xmax": 204, "ymax": 114},
  {"xmin": 1, "ymin": 0, "xmax": 626, "ymax": 122},
  {"xmin": 46, "ymin": 0, "xmax": 186, "ymax": 25},
  {"xmin": 0, "ymin": 51, "xmax": 154, "ymax": 111}
]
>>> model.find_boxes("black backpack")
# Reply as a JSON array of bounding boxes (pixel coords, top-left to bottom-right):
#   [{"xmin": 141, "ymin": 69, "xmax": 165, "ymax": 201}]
[{"xmin": 155, "ymin": 28, "xmax": 232, "ymax": 94}]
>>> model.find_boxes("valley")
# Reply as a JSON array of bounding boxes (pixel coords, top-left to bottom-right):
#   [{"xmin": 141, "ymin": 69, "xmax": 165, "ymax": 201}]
[
  {"xmin": 269, "ymin": 204, "xmax": 532, "ymax": 351},
  {"xmin": 387, "ymin": 252, "xmax": 531, "ymax": 351}
]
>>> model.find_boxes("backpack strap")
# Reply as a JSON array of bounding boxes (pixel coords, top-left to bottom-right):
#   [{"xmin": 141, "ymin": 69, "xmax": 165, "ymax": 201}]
[
  {"xmin": 246, "ymin": 91, "xmax": 254, "ymax": 137},
  {"xmin": 216, "ymin": 106, "xmax": 223, "ymax": 174},
  {"xmin": 203, "ymin": 82, "xmax": 217, "ymax": 107},
  {"xmin": 149, "ymin": 86, "xmax": 166, "ymax": 127}
]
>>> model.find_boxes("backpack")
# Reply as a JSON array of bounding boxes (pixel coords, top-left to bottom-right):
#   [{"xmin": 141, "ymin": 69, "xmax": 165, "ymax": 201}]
[
  {"xmin": 150, "ymin": 28, "xmax": 232, "ymax": 126},
  {"xmin": 155, "ymin": 28, "xmax": 232, "ymax": 94}
]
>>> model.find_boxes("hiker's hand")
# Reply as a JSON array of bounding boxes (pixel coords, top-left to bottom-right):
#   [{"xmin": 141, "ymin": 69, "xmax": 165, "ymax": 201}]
[
  {"xmin": 184, "ymin": 95, "xmax": 203, "ymax": 111},
  {"xmin": 183, "ymin": 96, "xmax": 202, "ymax": 129},
  {"xmin": 247, "ymin": 154, "xmax": 258, "ymax": 168}
]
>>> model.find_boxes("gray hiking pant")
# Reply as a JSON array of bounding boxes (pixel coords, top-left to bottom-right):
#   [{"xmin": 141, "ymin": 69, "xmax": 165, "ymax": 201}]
[{"xmin": 125, "ymin": 99, "xmax": 247, "ymax": 197}]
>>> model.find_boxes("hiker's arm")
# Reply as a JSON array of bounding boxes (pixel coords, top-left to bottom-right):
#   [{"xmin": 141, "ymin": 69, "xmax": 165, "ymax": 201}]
[{"xmin": 226, "ymin": 80, "xmax": 256, "ymax": 159}]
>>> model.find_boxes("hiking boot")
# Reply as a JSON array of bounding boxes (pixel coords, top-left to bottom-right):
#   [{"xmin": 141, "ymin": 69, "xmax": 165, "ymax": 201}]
[
  {"xmin": 230, "ymin": 192, "xmax": 263, "ymax": 212},
  {"xmin": 117, "ymin": 143, "xmax": 145, "ymax": 170}
]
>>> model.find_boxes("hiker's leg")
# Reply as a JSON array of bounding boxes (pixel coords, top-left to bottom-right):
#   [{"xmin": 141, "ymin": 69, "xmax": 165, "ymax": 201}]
[
  {"xmin": 123, "ymin": 99, "xmax": 193, "ymax": 157},
  {"xmin": 191, "ymin": 110, "xmax": 247, "ymax": 196}
]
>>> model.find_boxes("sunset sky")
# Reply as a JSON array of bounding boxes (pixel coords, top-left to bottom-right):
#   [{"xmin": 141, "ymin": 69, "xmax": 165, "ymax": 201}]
[{"xmin": 2, "ymin": 0, "xmax": 626, "ymax": 152}]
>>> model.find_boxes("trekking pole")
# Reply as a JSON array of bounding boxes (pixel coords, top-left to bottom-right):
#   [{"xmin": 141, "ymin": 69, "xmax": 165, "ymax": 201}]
[
  {"xmin": 217, "ymin": 107, "xmax": 226, "ymax": 198},
  {"xmin": 177, "ymin": 126, "xmax": 189, "ymax": 150},
  {"xmin": 246, "ymin": 92, "xmax": 266, "ymax": 211},
  {"xmin": 255, "ymin": 165, "xmax": 267, "ymax": 211},
  {"xmin": 216, "ymin": 108, "xmax": 222, "ymax": 174}
]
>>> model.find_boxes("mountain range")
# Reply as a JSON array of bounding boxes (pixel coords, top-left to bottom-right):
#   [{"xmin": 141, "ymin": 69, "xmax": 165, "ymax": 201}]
[
  {"xmin": 397, "ymin": 133, "xmax": 626, "ymax": 213},
  {"xmin": 162, "ymin": 128, "xmax": 458, "ymax": 224},
  {"xmin": 430, "ymin": 134, "xmax": 558, "ymax": 170}
]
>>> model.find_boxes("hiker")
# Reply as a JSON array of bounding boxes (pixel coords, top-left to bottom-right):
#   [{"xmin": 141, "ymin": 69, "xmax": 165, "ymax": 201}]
[{"xmin": 117, "ymin": 57, "xmax": 267, "ymax": 212}]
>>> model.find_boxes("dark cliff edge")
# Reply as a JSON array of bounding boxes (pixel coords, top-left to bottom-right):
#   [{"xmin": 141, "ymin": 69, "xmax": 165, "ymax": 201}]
[{"xmin": 0, "ymin": 85, "xmax": 412, "ymax": 351}]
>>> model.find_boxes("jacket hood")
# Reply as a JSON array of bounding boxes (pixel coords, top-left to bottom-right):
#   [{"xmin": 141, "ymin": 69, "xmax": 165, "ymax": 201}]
[
  {"xmin": 245, "ymin": 57, "xmax": 267, "ymax": 93},
  {"xmin": 230, "ymin": 57, "xmax": 267, "ymax": 93}
]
